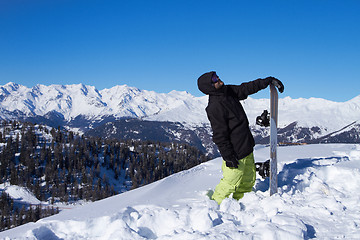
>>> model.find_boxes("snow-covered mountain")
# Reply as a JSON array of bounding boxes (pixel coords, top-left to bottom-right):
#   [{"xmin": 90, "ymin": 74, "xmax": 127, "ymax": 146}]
[
  {"xmin": 2, "ymin": 82, "xmax": 359, "ymax": 128},
  {"xmin": 0, "ymin": 82, "xmax": 208, "ymax": 123},
  {"xmin": 1, "ymin": 82, "xmax": 360, "ymax": 155},
  {"xmin": 1, "ymin": 144, "xmax": 360, "ymax": 239}
]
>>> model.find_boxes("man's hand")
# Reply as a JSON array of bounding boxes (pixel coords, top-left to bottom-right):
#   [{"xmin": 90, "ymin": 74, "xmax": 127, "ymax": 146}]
[
  {"xmin": 224, "ymin": 154, "xmax": 239, "ymax": 168},
  {"xmin": 265, "ymin": 77, "xmax": 284, "ymax": 93}
]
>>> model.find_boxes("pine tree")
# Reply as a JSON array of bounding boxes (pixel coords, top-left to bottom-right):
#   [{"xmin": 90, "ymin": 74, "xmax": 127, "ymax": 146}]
[{"xmin": 0, "ymin": 120, "xmax": 209, "ymax": 230}]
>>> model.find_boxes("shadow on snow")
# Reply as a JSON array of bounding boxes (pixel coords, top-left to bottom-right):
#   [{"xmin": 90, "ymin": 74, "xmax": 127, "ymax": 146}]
[{"xmin": 254, "ymin": 156, "xmax": 349, "ymax": 193}]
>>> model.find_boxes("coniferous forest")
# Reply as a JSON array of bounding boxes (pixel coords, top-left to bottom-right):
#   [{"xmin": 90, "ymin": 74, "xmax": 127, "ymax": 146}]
[{"xmin": 0, "ymin": 120, "xmax": 208, "ymax": 231}]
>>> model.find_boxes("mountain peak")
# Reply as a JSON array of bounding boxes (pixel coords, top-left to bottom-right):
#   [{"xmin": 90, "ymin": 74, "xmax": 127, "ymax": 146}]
[
  {"xmin": 3, "ymin": 82, "xmax": 22, "ymax": 91},
  {"xmin": 1, "ymin": 82, "xmax": 359, "ymax": 132},
  {"xmin": 347, "ymin": 94, "xmax": 360, "ymax": 103}
]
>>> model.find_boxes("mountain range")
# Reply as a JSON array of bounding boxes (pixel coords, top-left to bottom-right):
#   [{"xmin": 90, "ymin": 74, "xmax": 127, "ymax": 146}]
[{"xmin": 1, "ymin": 82, "xmax": 359, "ymax": 157}]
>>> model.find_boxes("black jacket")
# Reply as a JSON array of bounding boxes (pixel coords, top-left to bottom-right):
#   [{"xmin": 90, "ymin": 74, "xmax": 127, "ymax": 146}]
[{"xmin": 198, "ymin": 71, "xmax": 270, "ymax": 160}]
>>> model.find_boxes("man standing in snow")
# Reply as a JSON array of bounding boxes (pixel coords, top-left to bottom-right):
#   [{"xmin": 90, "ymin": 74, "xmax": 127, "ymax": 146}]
[{"xmin": 197, "ymin": 71, "xmax": 284, "ymax": 204}]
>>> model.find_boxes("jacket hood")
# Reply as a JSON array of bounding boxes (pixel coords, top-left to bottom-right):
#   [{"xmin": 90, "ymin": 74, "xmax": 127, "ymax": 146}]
[{"xmin": 197, "ymin": 71, "xmax": 223, "ymax": 95}]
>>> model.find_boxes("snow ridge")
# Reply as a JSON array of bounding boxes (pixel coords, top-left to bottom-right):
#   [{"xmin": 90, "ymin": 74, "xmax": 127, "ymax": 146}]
[
  {"xmin": 0, "ymin": 82, "xmax": 209, "ymax": 124},
  {"xmin": 1, "ymin": 82, "xmax": 360, "ymax": 132}
]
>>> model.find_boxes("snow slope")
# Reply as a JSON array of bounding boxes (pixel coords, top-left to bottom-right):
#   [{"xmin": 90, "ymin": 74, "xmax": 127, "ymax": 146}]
[
  {"xmin": 1, "ymin": 185, "xmax": 41, "ymax": 205},
  {"xmin": 1, "ymin": 144, "xmax": 360, "ymax": 239}
]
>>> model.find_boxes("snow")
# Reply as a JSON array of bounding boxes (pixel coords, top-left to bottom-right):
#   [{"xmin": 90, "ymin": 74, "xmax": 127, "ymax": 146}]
[
  {"xmin": 1, "ymin": 144, "xmax": 360, "ymax": 239},
  {"xmin": 1, "ymin": 184, "xmax": 41, "ymax": 205},
  {"xmin": 1, "ymin": 82, "xmax": 360, "ymax": 134},
  {"xmin": 243, "ymin": 96, "xmax": 360, "ymax": 132}
]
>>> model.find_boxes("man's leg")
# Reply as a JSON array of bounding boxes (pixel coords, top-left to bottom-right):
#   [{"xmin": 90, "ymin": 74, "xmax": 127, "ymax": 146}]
[
  {"xmin": 233, "ymin": 153, "xmax": 256, "ymax": 200},
  {"xmin": 211, "ymin": 158, "xmax": 245, "ymax": 204}
]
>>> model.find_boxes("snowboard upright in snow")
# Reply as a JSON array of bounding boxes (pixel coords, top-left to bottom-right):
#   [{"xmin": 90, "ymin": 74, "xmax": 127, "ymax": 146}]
[{"xmin": 269, "ymin": 84, "xmax": 278, "ymax": 196}]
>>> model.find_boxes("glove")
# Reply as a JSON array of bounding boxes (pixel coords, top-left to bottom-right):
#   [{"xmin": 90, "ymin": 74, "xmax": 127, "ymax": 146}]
[
  {"xmin": 265, "ymin": 77, "xmax": 284, "ymax": 93},
  {"xmin": 272, "ymin": 78, "xmax": 284, "ymax": 93},
  {"xmin": 266, "ymin": 77, "xmax": 284, "ymax": 93},
  {"xmin": 223, "ymin": 154, "xmax": 239, "ymax": 168}
]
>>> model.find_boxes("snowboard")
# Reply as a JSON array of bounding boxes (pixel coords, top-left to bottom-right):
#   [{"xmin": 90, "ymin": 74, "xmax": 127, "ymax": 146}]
[{"xmin": 269, "ymin": 84, "xmax": 278, "ymax": 196}]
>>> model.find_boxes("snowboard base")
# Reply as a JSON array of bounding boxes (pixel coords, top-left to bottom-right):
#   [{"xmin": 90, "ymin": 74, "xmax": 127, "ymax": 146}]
[{"xmin": 269, "ymin": 84, "xmax": 278, "ymax": 196}]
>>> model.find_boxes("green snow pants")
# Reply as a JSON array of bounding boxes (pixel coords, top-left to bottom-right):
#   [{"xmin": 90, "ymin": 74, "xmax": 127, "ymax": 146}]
[{"xmin": 212, "ymin": 152, "xmax": 256, "ymax": 205}]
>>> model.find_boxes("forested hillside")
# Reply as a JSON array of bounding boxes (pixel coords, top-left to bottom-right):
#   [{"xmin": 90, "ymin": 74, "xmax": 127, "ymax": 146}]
[{"xmin": 0, "ymin": 120, "xmax": 208, "ymax": 231}]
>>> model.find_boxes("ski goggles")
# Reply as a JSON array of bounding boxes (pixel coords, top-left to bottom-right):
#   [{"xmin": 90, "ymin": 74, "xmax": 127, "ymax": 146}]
[{"xmin": 211, "ymin": 73, "xmax": 220, "ymax": 84}]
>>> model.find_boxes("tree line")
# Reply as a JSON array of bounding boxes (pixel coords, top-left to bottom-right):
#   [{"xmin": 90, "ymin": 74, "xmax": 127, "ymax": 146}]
[
  {"xmin": 0, "ymin": 191, "xmax": 59, "ymax": 231},
  {"xmin": 0, "ymin": 120, "xmax": 208, "ymax": 231}
]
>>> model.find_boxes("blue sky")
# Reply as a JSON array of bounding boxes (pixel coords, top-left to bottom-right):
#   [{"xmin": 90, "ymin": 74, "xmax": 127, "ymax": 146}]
[{"xmin": 0, "ymin": 0, "xmax": 359, "ymax": 101}]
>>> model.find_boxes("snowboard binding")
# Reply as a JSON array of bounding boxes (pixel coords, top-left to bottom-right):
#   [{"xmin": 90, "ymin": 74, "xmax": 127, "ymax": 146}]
[
  {"xmin": 256, "ymin": 110, "xmax": 270, "ymax": 127},
  {"xmin": 255, "ymin": 160, "xmax": 270, "ymax": 179}
]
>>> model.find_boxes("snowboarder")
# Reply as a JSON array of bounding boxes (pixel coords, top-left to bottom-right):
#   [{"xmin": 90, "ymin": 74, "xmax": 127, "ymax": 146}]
[{"xmin": 197, "ymin": 71, "xmax": 284, "ymax": 204}]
